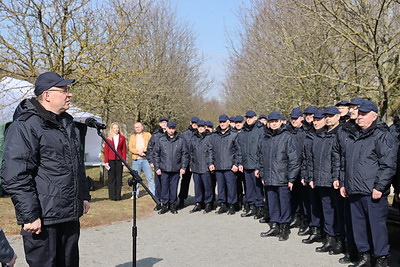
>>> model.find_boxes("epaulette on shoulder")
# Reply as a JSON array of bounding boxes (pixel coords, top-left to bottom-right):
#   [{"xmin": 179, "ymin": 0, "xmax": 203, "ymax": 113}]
[{"xmin": 16, "ymin": 112, "xmax": 35, "ymax": 122}]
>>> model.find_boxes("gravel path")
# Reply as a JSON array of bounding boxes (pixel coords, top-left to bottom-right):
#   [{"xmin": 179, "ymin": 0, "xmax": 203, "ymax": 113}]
[{"xmin": 6, "ymin": 185, "xmax": 400, "ymax": 267}]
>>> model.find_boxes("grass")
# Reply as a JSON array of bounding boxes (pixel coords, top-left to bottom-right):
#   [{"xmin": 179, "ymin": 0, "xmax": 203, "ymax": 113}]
[{"xmin": 0, "ymin": 168, "xmax": 155, "ymax": 236}]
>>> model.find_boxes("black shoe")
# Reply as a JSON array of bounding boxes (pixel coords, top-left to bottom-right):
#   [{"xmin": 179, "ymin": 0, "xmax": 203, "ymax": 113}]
[
  {"xmin": 158, "ymin": 204, "xmax": 169, "ymax": 214},
  {"xmin": 177, "ymin": 199, "xmax": 185, "ymax": 209},
  {"xmin": 260, "ymin": 222, "xmax": 280, "ymax": 237},
  {"xmin": 227, "ymin": 204, "xmax": 236, "ymax": 215},
  {"xmin": 279, "ymin": 223, "xmax": 290, "ymax": 241},
  {"xmin": 253, "ymin": 206, "xmax": 264, "ymax": 219},
  {"xmin": 217, "ymin": 203, "xmax": 228, "ymax": 214},
  {"xmin": 348, "ymin": 252, "xmax": 371, "ymax": 267},
  {"xmin": 170, "ymin": 204, "xmax": 178, "ymax": 214},
  {"xmin": 243, "ymin": 202, "xmax": 250, "ymax": 212},
  {"xmin": 298, "ymin": 225, "xmax": 310, "ymax": 236},
  {"xmin": 329, "ymin": 237, "xmax": 344, "ymax": 255},
  {"xmin": 375, "ymin": 255, "xmax": 388, "ymax": 267},
  {"xmin": 204, "ymin": 203, "xmax": 212, "ymax": 214},
  {"xmin": 316, "ymin": 235, "xmax": 336, "ymax": 253},
  {"xmin": 154, "ymin": 203, "xmax": 162, "ymax": 211},
  {"xmin": 241, "ymin": 204, "xmax": 256, "ymax": 217},
  {"xmin": 259, "ymin": 217, "xmax": 270, "ymax": 224},
  {"xmin": 290, "ymin": 213, "xmax": 302, "ymax": 228},
  {"xmin": 302, "ymin": 227, "xmax": 322, "ymax": 244},
  {"xmin": 190, "ymin": 203, "xmax": 202, "ymax": 213},
  {"xmin": 339, "ymin": 244, "xmax": 358, "ymax": 264}
]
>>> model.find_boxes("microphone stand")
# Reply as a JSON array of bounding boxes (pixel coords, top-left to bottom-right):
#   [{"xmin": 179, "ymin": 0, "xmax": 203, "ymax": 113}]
[{"xmin": 94, "ymin": 125, "xmax": 160, "ymax": 267}]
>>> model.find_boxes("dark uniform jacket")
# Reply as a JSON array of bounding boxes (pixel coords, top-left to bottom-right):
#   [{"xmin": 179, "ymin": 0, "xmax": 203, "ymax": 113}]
[
  {"xmin": 237, "ymin": 121, "xmax": 265, "ymax": 169},
  {"xmin": 390, "ymin": 119, "xmax": 400, "ymax": 192},
  {"xmin": 209, "ymin": 126, "xmax": 239, "ymax": 171},
  {"xmin": 257, "ymin": 126, "xmax": 300, "ymax": 186},
  {"xmin": 0, "ymin": 227, "xmax": 14, "ymax": 264},
  {"xmin": 147, "ymin": 128, "xmax": 164, "ymax": 165},
  {"xmin": 189, "ymin": 130, "xmax": 212, "ymax": 174},
  {"xmin": 154, "ymin": 132, "xmax": 189, "ymax": 172},
  {"xmin": 332, "ymin": 119, "xmax": 397, "ymax": 195},
  {"xmin": 308, "ymin": 126, "xmax": 339, "ymax": 187},
  {"xmin": 1, "ymin": 98, "xmax": 90, "ymax": 226}
]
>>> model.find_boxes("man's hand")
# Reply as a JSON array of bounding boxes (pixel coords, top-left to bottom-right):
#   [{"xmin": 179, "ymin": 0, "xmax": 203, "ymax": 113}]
[
  {"xmin": 309, "ymin": 181, "xmax": 315, "ymax": 189},
  {"xmin": 301, "ymin": 179, "xmax": 306, "ymax": 186},
  {"xmin": 238, "ymin": 165, "xmax": 244, "ymax": 172},
  {"xmin": 333, "ymin": 180, "xmax": 339, "ymax": 189},
  {"xmin": 83, "ymin": 200, "xmax": 90, "ymax": 214},
  {"xmin": 150, "ymin": 163, "xmax": 154, "ymax": 168},
  {"xmin": 254, "ymin": 170, "xmax": 259, "ymax": 178},
  {"xmin": 180, "ymin": 169, "xmax": 186, "ymax": 175},
  {"xmin": 156, "ymin": 169, "xmax": 162, "ymax": 175},
  {"xmin": 23, "ymin": 218, "xmax": 41, "ymax": 234},
  {"xmin": 209, "ymin": 165, "xmax": 215, "ymax": 172},
  {"xmin": 340, "ymin": 187, "xmax": 348, "ymax": 198},
  {"xmin": 372, "ymin": 188, "xmax": 382, "ymax": 200},
  {"xmin": 7, "ymin": 252, "xmax": 17, "ymax": 267},
  {"xmin": 288, "ymin": 182, "xmax": 293, "ymax": 191},
  {"xmin": 231, "ymin": 165, "xmax": 238, "ymax": 172}
]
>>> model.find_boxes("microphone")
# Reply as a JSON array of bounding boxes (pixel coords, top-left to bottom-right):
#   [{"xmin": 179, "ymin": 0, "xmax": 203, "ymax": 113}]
[{"xmin": 85, "ymin": 117, "xmax": 106, "ymax": 130}]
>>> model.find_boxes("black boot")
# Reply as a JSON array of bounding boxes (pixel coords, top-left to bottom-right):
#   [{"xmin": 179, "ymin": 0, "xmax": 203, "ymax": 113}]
[
  {"xmin": 302, "ymin": 227, "xmax": 322, "ymax": 244},
  {"xmin": 170, "ymin": 204, "xmax": 178, "ymax": 214},
  {"xmin": 177, "ymin": 198, "xmax": 185, "ymax": 209},
  {"xmin": 243, "ymin": 202, "xmax": 250, "ymax": 212},
  {"xmin": 154, "ymin": 203, "xmax": 161, "ymax": 211},
  {"xmin": 259, "ymin": 217, "xmax": 270, "ymax": 224},
  {"xmin": 254, "ymin": 206, "xmax": 264, "ymax": 219},
  {"xmin": 290, "ymin": 213, "xmax": 301, "ymax": 228},
  {"xmin": 241, "ymin": 204, "xmax": 256, "ymax": 217},
  {"xmin": 158, "ymin": 204, "xmax": 169, "ymax": 214},
  {"xmin": 348, "ymin": 252, "xmax": 371, "ymax": 267},
  {"xmin": 217, "ymin": 203, "xmax": 228, "ymax": 214},
  {"xmin": 227, "ymin": 204, "xmax": 236, "ymax": 215},
  {"xmin": 260, "ymin": 222, "xmax": 280, "ymax": 237},
  {"xmin": 279, "ymin": 223, "xmax": 290, "ymax": 241},
  {"xmin": 190, "ymin": 203, "xmax": 202, "ymax": 213},
  {"xmin": 204, "ymin": 203, "xmax": 212, "ymax": 214},
  {"xmin": 298, "ymin": 225, "xmax": 310, "ymax": 236},
  {"xmin": 375, "ymin": 255, "xmax": 389, "ymax": 267},
  {"xmin": 339, "ymin": 243, "xmax": 359, "ymax": 264},
  {"xmin": 329, "ymin": 236, "xmax": 344, "ymax": 255},
  {"xmin": 316, "ymin": 235, "xmax": 336, "ymax": 253}
]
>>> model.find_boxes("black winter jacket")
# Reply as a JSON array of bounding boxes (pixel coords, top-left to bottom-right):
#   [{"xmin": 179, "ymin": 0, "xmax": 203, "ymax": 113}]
[
  {"xmin": 189, "ymin": 130, "xmax": 212, "ymax": 173},
  {"xmin": 209, "ymin": 126, "xmax": 239, "ymax": 171},
  {"xmin": 1, "ymin": 98, "xmax": 90, "ymax": 226},
  {"xmin": 237, "ymin": 121, "xmax": 265, "ymax": 169},
  {"xmin": 332, "ymin": 119, "xmax": 397, "ymax": 195},
  {"xmin": 389, "ymin": 120, "xmax": 400, "ymax": 192},
  {"xmin": 154, "ymin": 132, "xmax": 189, "ymax": 172},
  {"xmin": 147, "ymin": 128, "xmax": 164, "ymax": 164},
  {"xmin": 257, "ymin": 126, "xmax": 300, "ymax": 185}
]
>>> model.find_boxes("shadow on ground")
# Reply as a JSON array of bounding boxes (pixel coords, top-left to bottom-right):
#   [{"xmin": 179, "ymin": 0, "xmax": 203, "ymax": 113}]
[{"xmin": 116, "ymin": 257, "xmax": 163, "ymax": 267}]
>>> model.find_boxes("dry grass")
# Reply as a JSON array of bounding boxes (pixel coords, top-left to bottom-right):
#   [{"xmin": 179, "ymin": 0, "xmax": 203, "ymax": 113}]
[{"xmin": 0, "ymin": 169, "xmax": 155, "ymax": 236}]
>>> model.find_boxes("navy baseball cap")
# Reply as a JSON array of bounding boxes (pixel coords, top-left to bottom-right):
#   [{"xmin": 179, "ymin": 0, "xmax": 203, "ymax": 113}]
[
  {"xmin": 206, "ymin": 121, "xmax": 214, "ymax": 127},
  {"xmin": 279, "ymin": 114, "xmax": 286, "ymax": 121},
  {"xmin": 304, "ymin": 105, "xmax": 318, "ymax": 114},
  {"xmin": 245, "ymin": 110, "xmax": 257, "ymax": 117},
  {"xmin": 167, "ymin": 121, "xmax": 176, "ymax": 128},
  {"xmin": 335, "ymin": 100, "xmax": 349, "ymax": 107},
  {"xmin": 219, "ymin": 114, "xmax": 229, "ymax": 122},
  {"xmin": 197, "ymin": 120, "xmax": 206, "ymax": 127},
  {"xmin": 34, "ymin": 72, "xmax": 75, "ymax": 96},
  {"xmin": 267, "ymin": 112, "xmax": 281, "ymax": 121},
  {"xmin": 229, "ymin": 116, "xmax": 236, "ymax": 121},
  {"xmin": 349, "ymin": 97, "xmax": 364, "ymax": 106},
  {"xmin": 159, "ymin": 116, "xmax": 169, "ymax": 122},
  {"xmin": 259, "ymin": 114, "xmax": 267, "ymax": 120},
  {"xmin": 235, "ymin": 116, "xmax": 244, "ymax": 122},
  {"xmin": 191, "ymin": 116, "xmax": 200, "ymax": 123},
  {"xmin": 323, "ymin": 106, "xmax": 341, "ymax": 115},
  {"xmin": 313, "ymin": 109, "xmax": 325, "ymax": 119},
  {"xmin": 358, "ymin": 100, "xmax": 378, "ymax": 113},
  {"xmin": 290, "ymin": 107, "xmax": 303, "ymax": 119}
]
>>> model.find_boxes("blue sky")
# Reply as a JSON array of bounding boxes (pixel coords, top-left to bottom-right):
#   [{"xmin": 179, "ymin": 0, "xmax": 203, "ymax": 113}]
[{"xmin": 173, "ymin": 0, "xmax": 245, "ymax": 99}]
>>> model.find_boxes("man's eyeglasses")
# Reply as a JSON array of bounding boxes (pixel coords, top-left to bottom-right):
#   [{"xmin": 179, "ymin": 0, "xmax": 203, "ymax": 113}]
[{"xmin": 47, "ymin": 86, "xmax": 71, "ymax": 94}]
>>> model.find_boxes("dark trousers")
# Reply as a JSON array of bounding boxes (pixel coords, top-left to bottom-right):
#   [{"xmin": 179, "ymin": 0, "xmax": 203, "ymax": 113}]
[
  {"xmin": 291, "ymin": 179, "xmax": 311, "ymax": 221},
  {"xmin": 178, "ymin": 170, "xmax": 192, "ymax": 200},
  {"xmin": 237, "ymin": 171, "xmax": 246, "ymax": 203},
  {"xmin": 349, "ymin": 195, "xmax": 390, "ymax": 257},
  {"xmin": 21, "ymin": 220, "xmax": 80, "ymax": 267},
  {"xmin": 193, "ymin": 172, "xmax": 213, "ymax": 204},
  {"xmin": 266, "ymin": 186, "xmax": 292, "ymax": 224},
  {"xmin": 216, "ymin": 170, "xmax": 237, "ymax": 204},
  {"xmin": 244, "ymin": 170, "xmax": 264, "ymax": 207},
  {"xmin": 154, "ymin": 171, "xmax": 162, "ymax": 202},
  {"xmin": 108, "ymin": 160, "xmax": 123, "ymax": 200},
  {"xmin": 211, "ymin": 172, "xmax": 217, "ymax": 201},
  {"xmin": 161, "ymin": 172, "xmax": 180, "ymax": 204}
]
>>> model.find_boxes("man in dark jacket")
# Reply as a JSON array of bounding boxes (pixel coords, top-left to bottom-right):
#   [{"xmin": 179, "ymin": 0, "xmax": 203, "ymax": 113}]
[
  {"xmin": 154, "ymin": 121, "xmax": 189, "ymax": 214},
  {"xmin": 1, "ymin": 72, "xmax": 90, "ymax": 267},
  {"xmin": 0, "ymin": 227, "xmax": 17, "ymax": 266},
  {"xmin": 256, "ymin": 112, "xmax": 300, "ymax": 241},
  {"xmin": 189, "ymin": 120, "xmax": 213, "ymax": 213},
  {"xmin": 238, "ymin": 110, "xmax": 265, "ymax": 219},
  {"xmin": 209, "ymin": 114, "xmax": 240, "ymax": 215},
  {"xmin": 335, "ymin": 100, "xmax": 397, "ymax": 267}
]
